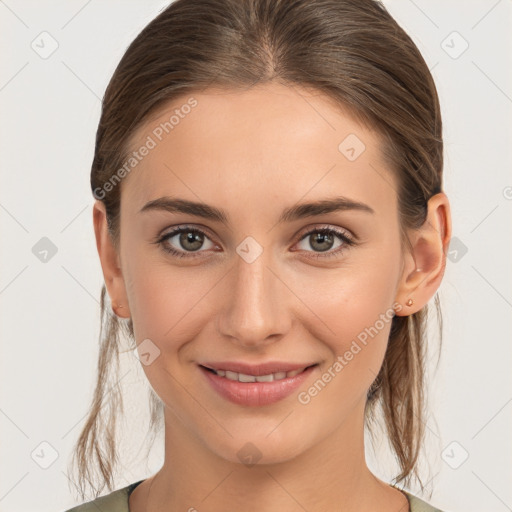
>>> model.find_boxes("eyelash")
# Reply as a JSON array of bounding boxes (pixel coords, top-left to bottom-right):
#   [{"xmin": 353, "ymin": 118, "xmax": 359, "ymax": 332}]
[{"xmin": 154, "ymin": 225, "xmax": 356, "ymax": 260}]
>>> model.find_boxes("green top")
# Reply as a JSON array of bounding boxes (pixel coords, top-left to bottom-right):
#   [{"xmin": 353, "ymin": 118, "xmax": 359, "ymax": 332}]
[{"xmin": 64, "ymin": 480, "xmax": 446, "ymax": 512}]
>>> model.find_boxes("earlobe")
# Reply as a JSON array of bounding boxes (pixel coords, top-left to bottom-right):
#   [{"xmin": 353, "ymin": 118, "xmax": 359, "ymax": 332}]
[
  {"xmin": 394, "ymin": 192, "xmax": 452, "ymax": 316},
  {"xmin": 93, "ymin": 200, "xmax": 131, "ymax": 319}
]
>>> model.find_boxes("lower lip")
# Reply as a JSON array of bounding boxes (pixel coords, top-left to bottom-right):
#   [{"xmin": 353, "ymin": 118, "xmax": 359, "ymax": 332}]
[{"xmin": 199, "ymin": 365, "xmax": 317, "ymax": 406}]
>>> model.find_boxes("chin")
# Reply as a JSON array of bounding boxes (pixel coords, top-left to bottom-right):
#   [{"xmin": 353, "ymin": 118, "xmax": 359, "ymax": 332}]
[{"xmin": 205, "ymin": 428, "xmax": 310, "ymax": 467}]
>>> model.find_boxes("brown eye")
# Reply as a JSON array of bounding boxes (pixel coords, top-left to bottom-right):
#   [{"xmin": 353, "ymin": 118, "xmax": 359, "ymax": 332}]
[
  {"xmin": 295, "ymin": 227, "xmax": 356, "ymax": 259},
  {"xmin": 177, "ymin": 230, "xmax": 205, "ymax": 251},
  {"xmin": 307, "ymin": 231, "xmax": 336, "ymax": 252},
  {"xmin": 157, "ymin": 226, "xmax": 215, "ymax": 258}
]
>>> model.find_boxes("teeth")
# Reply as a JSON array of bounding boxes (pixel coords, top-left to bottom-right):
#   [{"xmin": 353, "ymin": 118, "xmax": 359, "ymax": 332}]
[
  {"xmin": 212, "ymin": 367, "xmax": 308, "ymax": 382},
  {"xmin": 286, "ymin": 368, "xmax": 304, "ymax": 378},
  {"xmin": 255, "ymin": 374, "xmax": 273, "ymax": 382}
]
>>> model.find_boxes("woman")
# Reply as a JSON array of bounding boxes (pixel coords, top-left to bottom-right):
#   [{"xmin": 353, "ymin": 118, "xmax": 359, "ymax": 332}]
[{"xmin": 65, "ymin": 0, "xmax": 451, "ymax": 510}]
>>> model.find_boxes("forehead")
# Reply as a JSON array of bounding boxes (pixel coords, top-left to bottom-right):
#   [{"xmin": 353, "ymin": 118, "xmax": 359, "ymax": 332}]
[{"xmin": 120, "ymin": 82, "xmax": 396, "ymax": 218}]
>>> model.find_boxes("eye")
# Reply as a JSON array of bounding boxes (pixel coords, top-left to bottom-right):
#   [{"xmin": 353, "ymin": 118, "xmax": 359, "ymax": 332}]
[
  {"xmin": 294, "ymin": 226, "xmax": 356, "ymax": 259},
  {"xmin": 155, "ymin": 225, "xmax": 217, "ymax": 258},
  {"xmin": 154, "ymin": 224, "xmax": 356, "ymax": 260}
]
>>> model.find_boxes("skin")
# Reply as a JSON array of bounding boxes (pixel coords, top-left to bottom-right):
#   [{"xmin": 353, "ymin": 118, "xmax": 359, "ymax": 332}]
[{"xmin": 93, "ymin": 82, "xmax": 451, "ymax": 512}]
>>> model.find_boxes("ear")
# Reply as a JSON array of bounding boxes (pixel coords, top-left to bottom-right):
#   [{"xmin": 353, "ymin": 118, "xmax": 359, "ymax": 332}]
[
  {"xmin": 394, "ymin": 192, "xmax": 452, "ymax": 316},
  {"xmin": 93, "ymin": 200, "xmax": 131, "ymax": 319}
]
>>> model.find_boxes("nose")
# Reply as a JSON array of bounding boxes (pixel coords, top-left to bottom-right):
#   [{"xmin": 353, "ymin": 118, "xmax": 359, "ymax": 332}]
[{"xmin": 216, "ymin": 249, "xmax": 292, "ymax": 348}]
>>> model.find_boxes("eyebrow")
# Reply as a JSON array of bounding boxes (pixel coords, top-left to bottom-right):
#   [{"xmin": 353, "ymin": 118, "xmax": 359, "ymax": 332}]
[{"xmin": 139, "ymin": 196, "xmax": 375, "ymax": 224}]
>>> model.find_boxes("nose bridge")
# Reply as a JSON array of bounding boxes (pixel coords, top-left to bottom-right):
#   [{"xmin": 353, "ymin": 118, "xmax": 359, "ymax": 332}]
[{"xmin": 217, "ymin": 246, "xmax": 290, "ymax": 346}]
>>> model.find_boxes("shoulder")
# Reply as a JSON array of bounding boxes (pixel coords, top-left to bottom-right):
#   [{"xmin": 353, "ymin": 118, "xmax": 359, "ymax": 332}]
[
  {"xmin": 62, "ymin": 481, "xmax": 143, "ymax": 512},
  {"xmin": 62, "ymin": 482, "xmax": 448, "ymax": 512},
  {"xmin": 404, "ymin": 490, "xmax": 449, "ymax": 512}
]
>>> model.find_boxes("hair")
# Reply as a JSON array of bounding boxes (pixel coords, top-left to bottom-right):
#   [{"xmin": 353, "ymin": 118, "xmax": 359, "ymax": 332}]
[{"xmin": 70, "ymin": 0, "xmax": 445, "ymax": 501}]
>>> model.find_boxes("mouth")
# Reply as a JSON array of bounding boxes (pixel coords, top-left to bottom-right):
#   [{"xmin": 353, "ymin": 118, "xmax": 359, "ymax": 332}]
[
  {"xmin": 198, "ymin": 363, "xmax": 319, "ymax": 406},
  {"xmin": 199, "ymin": 364, "xmax": 318, "ymax": 382}
]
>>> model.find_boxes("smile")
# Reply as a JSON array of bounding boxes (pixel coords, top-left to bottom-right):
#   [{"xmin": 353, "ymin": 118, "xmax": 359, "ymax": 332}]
[
  {"xmin": 203, "ymin": 366, "xmax": 313, "ymax": 382},
  {"xmin": 199, "ymin": 364, "xmax": 319, "ymax": 406}
]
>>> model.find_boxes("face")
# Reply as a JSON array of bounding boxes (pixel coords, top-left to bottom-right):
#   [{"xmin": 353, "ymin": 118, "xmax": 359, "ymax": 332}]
[{"xmin": 109, "ymin": 82, "xmax": 409, "ymax": 464}]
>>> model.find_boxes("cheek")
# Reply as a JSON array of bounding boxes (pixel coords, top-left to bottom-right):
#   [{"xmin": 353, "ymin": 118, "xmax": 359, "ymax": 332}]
[
  {"xmin": 293, "ymin": 257, "xmax": 399, "ymax": 340},
  {"xmin": 124, "ymin": 249, "xmax": 224, "ymax": 349},
  {"xmin": 124, "ymin": 262, "xmax": 217, "ymax": 398},
  {"xmin": 296, "ymin": 276, "xmax": 396, "ymax": 415},
  {"xmin": 291, "ymin": 256, "xmax": 399, "ymax": 391},
  {"xmin": 314, "ymin": 294, "xmax": 393, "ymax": 389}
]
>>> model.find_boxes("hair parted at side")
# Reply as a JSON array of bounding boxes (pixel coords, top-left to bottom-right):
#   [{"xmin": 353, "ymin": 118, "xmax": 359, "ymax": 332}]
[{"xmin": 70, "ymin": 0, "xmax": 444, "ymax": 500}]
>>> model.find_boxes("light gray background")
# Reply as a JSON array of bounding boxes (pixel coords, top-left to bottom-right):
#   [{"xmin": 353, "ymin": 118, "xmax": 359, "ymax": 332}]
[{"xmin": 1, "ymin": 1, "xmax": 511, "ymax": 511}]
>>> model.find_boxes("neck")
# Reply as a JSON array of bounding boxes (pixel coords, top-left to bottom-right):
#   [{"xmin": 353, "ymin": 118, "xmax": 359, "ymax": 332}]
[{"xmin": 132, "ymin": 398, "xmax": 409, "ymax": 512}]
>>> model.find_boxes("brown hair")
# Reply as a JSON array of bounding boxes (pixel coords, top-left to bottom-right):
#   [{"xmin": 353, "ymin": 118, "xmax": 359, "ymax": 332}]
[{"xmin": 70, "ymin": 0, "xmax": 444, "ymax": 500}]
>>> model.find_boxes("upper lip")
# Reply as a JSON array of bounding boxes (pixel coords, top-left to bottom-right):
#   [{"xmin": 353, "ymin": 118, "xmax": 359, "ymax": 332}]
[{"xmin": 199, "ymin": 361, "xmax": 318, "ymax": 376}]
